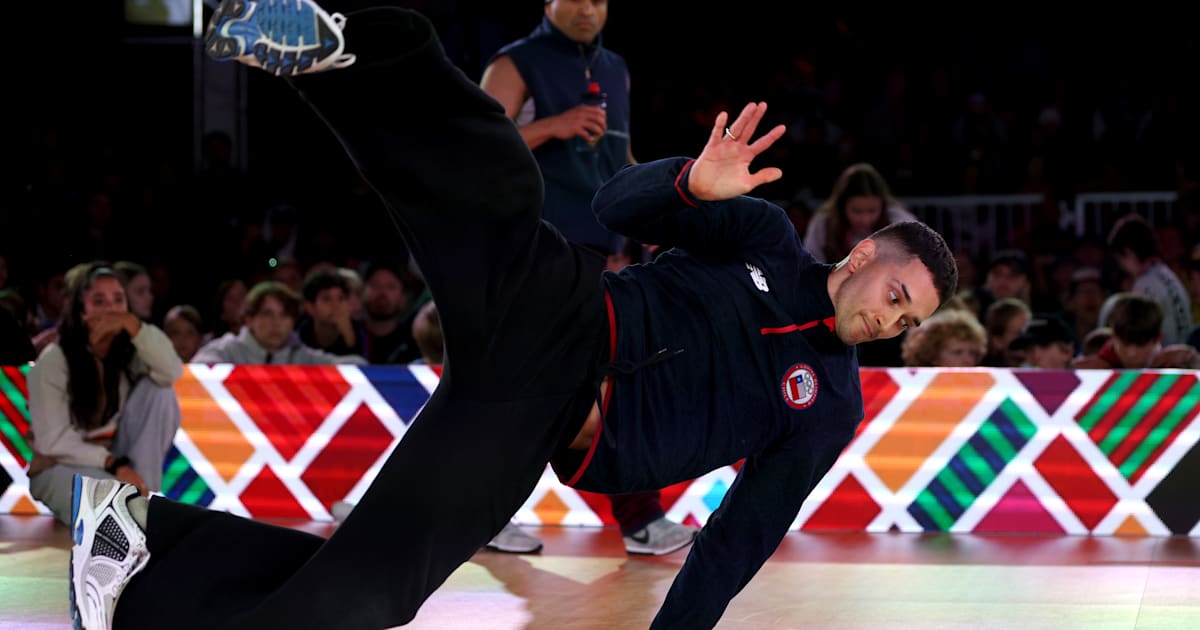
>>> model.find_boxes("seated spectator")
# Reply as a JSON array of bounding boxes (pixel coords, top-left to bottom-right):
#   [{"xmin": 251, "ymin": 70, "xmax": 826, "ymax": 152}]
[
  {"xmin": 1100, "ymin": 213, "xmax": 1193, "ymax": 345},
  {"xmin": 207, "ymin": 278, "xmax": 248, "ymax": 342},
  {"xmin": 26, "ymin": 263, "xmax": 183, "ymax": 525},
  {"xmin": 410, "ymin": 300, "xmax": 443, "ymax": 366},
  {"xmin": 803, "ymin": 163, "xmax": 916, "ymax": 263},
  {"xmin": 900, "ymin": 308, "xmax": 987, "ymax": 367},
  {"xmin": 1011, "ymin": 316, "xmax": 1075, "ymax": 369},
  {"xmin": 115, "ymin": 260, "xmax": 155, "ymax": 323},
  {"xmin": 338, "ymin": 266, "xmax": 365, "ymax": 322},
  {"xmin": 974, "ymin": 249, "xmax": 1032, "ymax": 316},
  {"xmin": 163, "ymin": 305, "xmax": 205, "ymax": 362},
  {"xmin": 1074, "ymin": 293, "xmax": 1200, "ymax": 369},
  {"xmin": 193, "ymin": 281, "xmax": 365, "ymax": 365},
  {"xmin": 296, "ymin": 269, "xmax": 367, "ymax": 359},
  {"xmin": 981, "ymin": 298, "xmax": 1032, "ymax": 367}
]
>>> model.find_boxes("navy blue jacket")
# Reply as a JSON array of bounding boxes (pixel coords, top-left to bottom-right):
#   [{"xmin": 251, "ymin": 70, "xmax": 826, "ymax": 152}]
[{"xmin": 568, "ymin": 157, "xmax": 865, "ymax": 629}]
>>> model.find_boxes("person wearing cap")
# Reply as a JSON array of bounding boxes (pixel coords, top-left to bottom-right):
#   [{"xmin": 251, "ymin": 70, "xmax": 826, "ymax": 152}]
[
  {"xmin": 1059, "ymin": 266, "xmax": 1107, "ymax": 347},
  {"xmin": 974, "ymin": 248, "xmax": 1031, "ymax": 318},
  {"xmin": 1010, "ymin": 316, "xmax": 1075, "ymax": 369}
]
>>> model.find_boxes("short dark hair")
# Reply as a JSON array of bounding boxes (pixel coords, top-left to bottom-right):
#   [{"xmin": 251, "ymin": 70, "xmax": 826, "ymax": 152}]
[
  {"xmin": 1107, "ymin": 293, "xmax": 1162, "ymax": 345},
  {"xmin": 1107, "ymin": 214, "xmax": 1158, "ymax": 261},
  {"xmin": 113, "ymin": 260, "xmax": 148, "ymax": 284},
  {"xmin": 869, "ymin": 220, "xmax": 958, "ymax": 306},
  {"xmin": 165, "ymin": 304, "xmax": 204, "ymax": 331},
  {"xmin": 243, "ymin": 281, "xmax": 301, "ymax": 320},
  {"xmin": 302, "ymin": 268, "xmax": 350, "ymax": 303}
]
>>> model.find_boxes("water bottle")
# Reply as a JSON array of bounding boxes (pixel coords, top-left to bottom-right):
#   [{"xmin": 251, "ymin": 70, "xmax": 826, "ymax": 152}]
[{"xmin": 577, "ymin": 81, "xmax": 606, "ymax": 152}]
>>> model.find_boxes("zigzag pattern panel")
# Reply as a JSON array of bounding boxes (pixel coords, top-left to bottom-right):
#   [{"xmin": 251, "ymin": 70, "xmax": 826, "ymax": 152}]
[{"xmin": 0, "ymin": 365, "xmax": 1196, "ymax": 537}]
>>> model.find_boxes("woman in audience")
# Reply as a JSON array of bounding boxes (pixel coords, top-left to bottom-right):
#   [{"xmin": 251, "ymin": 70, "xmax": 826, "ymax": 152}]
[
  {"xmin": 803, "ymin": 163, "xmax": 917, "ymax": 263},
  {"xmin": 26, "ymin": 262, "xmax": 183, "ymax": 524}
]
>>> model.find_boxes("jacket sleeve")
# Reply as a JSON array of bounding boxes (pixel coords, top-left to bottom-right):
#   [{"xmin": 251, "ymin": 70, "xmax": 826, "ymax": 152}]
[
  {"xmin": 592, "ymin": 157, "xmax": 794, "ymax": 258},
  {"xmin": 28, "ymin": 346, "xmax": 110, "ymax": 468},
  {"xmin": 130, "ymin": 323, "xmax": 184, "ymax": 385},
  {"xmin": 649, "ymin": 429, "xmax": 849, "ymax": 629}
]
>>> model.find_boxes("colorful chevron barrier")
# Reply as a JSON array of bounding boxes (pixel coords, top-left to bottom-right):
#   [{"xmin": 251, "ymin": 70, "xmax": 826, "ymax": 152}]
[{"xmin": 2, "ymin": 365, "xmax": 1198, "ymax": 536}]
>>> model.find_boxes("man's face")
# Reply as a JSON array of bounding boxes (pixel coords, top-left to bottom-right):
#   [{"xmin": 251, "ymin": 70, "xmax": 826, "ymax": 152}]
[
  {"xmin": 1027, "ymin": 342, "xmax": 1073, "ymax": 369},
  {"xmin": 364, "ymin": 269, "xmax": 406, "ymax": 320},
  {"xmin": 246, "ymin": 295, "xmax": 294, "ymax": 352},
  {"xmin": 985, "ymin": 263, "xmax": 1029, "ymax": 299},
  {"xmin": 1113, "ymin": 337, "xmax": 1158, "ymax": 369},
  {"xmin": 308, "ymin": 287, "xmax": 347, "ymax": 324},
  {"xmin": 831, "ymin": 240, "xmax": 942, "ymax": 346},
  {"xmin": 1069, "ymin": 281, "xmax": 1105, "ymax": 320},
  {"xmin": 546, "ymin": 0, "xmax": 608, "ymax": 44}
]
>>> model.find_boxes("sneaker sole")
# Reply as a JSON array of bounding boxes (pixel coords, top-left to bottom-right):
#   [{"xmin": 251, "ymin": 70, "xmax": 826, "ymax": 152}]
[
  {"xmin": 624, "ymin": 536, "xmax": 697, "ymax": 556},
  {"xmin": 205, "ymin": 0, "xmax": 346, "ymax": 76},
  {"xmin": 484, "ymin": 542, "xmax": 544, "ymax": 554},
  {"xmin": 68, "ymin": 474, "xmax": 83, "ymax": 630}
]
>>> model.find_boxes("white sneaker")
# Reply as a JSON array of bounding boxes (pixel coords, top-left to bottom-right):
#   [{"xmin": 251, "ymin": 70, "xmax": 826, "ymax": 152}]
[
  {"xmin": 485, "ymin": 521, "xmax": 543, "ymax": 554},
  {"xmin": 69, "ymin": 475, "xmax": 151, "ymax": 630},
  {"xmin": 623, "ymin": 516, "xmax": 699, "ymax": 556}
]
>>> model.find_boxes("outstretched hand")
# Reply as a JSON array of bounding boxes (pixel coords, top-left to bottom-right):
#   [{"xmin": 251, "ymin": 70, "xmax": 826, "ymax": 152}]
[{"xmin": 687, "ymin": 102, "xmax": 787, "ymax": 201}]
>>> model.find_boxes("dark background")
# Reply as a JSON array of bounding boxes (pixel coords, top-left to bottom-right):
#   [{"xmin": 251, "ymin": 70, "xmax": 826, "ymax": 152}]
[{"xmin": 6, "ymin": 2, "xmax": 1199, "ymax": 312}]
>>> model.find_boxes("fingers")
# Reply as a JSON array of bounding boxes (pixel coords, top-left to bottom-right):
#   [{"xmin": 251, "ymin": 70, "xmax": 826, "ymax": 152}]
[
  {"xmin": 726, "ymin": 102, "xmax": 757, "ymax": 140},
  {"xmin": 748, "ymin": 124, "xmax": 788, "ymax": 154},
  {"xmin": 741, "ymin": 102, "xmax": 769, "ymax": 142},
  {"xmin": 752, "ymin": 166, "xmax": 784, "ymax": 187},
  {"xmin": 709, "ymin": 111, "xmax": 729, "ymax": 145}
]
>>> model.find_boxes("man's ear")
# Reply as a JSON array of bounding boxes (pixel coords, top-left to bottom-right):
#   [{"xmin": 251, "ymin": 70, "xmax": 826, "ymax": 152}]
[
  {"xmin": 304, "ymin": 302, "xmax": 317, "ymax": 318},
  {"xmin": 847, "ymin": 239, "xmax": 877, "ymax": 273}
]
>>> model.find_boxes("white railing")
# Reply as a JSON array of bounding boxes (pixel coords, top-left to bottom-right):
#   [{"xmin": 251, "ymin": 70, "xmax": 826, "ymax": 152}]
[
  {"xmin": 1069, "ymin": 191, "xmax": 1178, "ymax": 238},
  {"xmin": 899, "ymin": 194, "xmax": 1046, "ymax": 256}
]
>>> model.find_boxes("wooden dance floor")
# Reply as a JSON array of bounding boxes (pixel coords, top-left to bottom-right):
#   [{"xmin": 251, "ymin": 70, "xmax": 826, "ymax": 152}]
[{"xmin": 2, "ymin": 514, "xmax": 1197, "ymax": 629}]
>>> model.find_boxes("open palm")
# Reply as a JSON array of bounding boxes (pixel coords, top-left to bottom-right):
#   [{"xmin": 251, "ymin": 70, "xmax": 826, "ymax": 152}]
[{"xmin": 687, "ymin": 102, "xmax": 787, "ymax": 201}]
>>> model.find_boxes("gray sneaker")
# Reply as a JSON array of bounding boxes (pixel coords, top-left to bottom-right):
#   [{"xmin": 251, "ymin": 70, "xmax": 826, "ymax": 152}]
[
  {"xmin": 623, "ymin": 517, "xmax": 699, "ymax": 556},
  {"xmin": 330, "ymin": 500, "xmax": 355, "ymax": 522},
  {"xmin": 485, "ymin": 522, "xmax": 543, "ymax": 554}
]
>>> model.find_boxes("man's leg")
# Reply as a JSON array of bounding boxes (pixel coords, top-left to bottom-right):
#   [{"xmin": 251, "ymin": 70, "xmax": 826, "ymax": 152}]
[{"xmin": 110, "ymin": 4, "xmax": 608, "ymax": 628}]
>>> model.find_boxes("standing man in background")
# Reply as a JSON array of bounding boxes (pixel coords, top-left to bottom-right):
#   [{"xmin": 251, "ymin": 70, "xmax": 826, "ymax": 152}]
[
  {"xmin": 481, "ymin": 0, "xmax": 632, "ymax": 256},
  {"xmin": 480, "ymin": 0, "xmax": 697, "ymax": 557}
]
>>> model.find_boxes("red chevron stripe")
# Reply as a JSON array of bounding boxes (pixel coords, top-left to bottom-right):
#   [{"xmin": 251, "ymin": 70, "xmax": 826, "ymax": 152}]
[
  {"xmin": 1128, "ymin": 379, "xmax": 1200, "ymax": 485},
  {"xmin": 1088, "ymin": 373, "xmax": 1157, "ymax": 448},
  {"xmin": 1108, "ymin": 375, "xmax": 1195, "ymax": 469}
]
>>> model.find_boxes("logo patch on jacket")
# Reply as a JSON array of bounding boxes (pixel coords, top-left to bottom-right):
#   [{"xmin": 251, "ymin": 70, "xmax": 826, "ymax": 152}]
[
  {"xmin": 746, "ymin": 263, "xmax": 769, "ymax": 292},
  {"xmin": 781, "ymin": 363, "xmax": 818, "ymax": 409}
]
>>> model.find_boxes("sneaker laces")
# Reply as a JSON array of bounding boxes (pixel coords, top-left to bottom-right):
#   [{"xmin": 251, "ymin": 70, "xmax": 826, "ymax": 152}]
[{"xmin": 328, "ymin": 12, "xmax": 356, "ymax": 69}]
